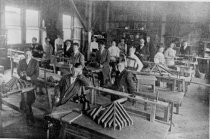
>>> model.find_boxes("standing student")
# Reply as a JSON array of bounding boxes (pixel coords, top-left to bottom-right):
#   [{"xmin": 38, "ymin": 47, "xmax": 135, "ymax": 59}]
[
  {"xmin": 180, "ymin": 41, "xmax": 191, "ymax": 56},
  {"xmin": 136, "ymin": 38, "xmax": 150, "ymax": 62},
  {"xmin": 69, "ymin": 43, "xmax": 85, "ymax": 69},
  {"xmin": 54, "ymin": 34, "xmax": 64, "ymax": 54},
  {"xmin": 17, "ymin": 48, "xmax": 39, "ymax": 125},
  {"xmin": 96, "ymin": 41, "xmax": 110, "ymax": 86},
  {"xmin": 108, "ymin": 40, "xmax": 120, "ymax": 62},
  {"xmin": 164, "ymin": 42, "xmax": 176, "ymax": 67},
  {"xmin": 127, "ymin": 46, "xmax": 143, "ymax": 72},
  {"xmin": 42, "ymin": 37, "xmax": 53, "ymax": 68},
  {"xmin": 118, "ymin": 38, "xmax": 128, "ymax": 56},
  {"xmin": 146, "ymin": 36, "xmax": 156, "ymax": 62},
  {"xmin": 64, "ymin": 40, "xmax": 73, "ymax": 57},
  {"xmin": 90, "ymin": 37, "xmax": 99, "ymax": 53},
  {"xmin": 31, "ymin": 37, "xmax": 43, "ymax": 58}
]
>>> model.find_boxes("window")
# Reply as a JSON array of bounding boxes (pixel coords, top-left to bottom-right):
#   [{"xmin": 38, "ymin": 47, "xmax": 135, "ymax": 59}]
[
  {"xmin": 63, "ymin": 14, "xmax": 72, "ymax": 41},
  {"xmin": 26, "ymin": 9, "xmax": 39, "ymax": 43},
  {"xmin": 73, "ymin": 17, "xmax": 82, "ymax": 41},
  {"xmin": 5, "ymin": 6, "xmax": 21, "ymax": 44}
]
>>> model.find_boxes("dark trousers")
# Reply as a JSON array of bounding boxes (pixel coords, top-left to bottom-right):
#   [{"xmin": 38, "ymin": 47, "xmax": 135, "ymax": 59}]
[{"xmin": 20, "ymin": 92, "xmax": 35, "ymax": 123}]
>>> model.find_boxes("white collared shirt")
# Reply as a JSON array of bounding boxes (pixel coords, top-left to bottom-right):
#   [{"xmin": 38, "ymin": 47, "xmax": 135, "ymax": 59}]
[
  {"xmin": 108, "ymin": 45, "xmax": 120, "ymax": 57},
  {"xmin": 127, "ymin": 54, "xmax": 143, "ymax": 72},
  {"xmin": 90, "ymin": 41, "xmax": 99, "ymax": 52}
]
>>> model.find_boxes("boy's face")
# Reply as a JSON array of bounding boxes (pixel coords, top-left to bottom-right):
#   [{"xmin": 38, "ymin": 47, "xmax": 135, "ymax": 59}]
[
  {"xmin": 32, "ymin": 38, "xmax": 37, "ymax": 44},
  {"xmin": 73, "ymin": 45, "xmax": 79, "ymax": 52},
  {"xmin": 140, "ymin": 39, "xmax": 145, "ymax": 44},
  {"xmin": 117, "ymin": 62, "xmax": 125, "ymax": 72},
  {"xmin": 66, "ymin": 41, "xmax": 71, "ymax": 46},
  {"xmin": 25, "ymin": 51, "xmax": 32, "ymax": 59},
  {"xmin": 159, "ymin": 47, "xmax": 164, "ymax": 53}
]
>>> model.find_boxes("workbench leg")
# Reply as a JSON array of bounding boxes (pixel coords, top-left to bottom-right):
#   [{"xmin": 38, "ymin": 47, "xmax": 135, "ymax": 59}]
[
  {"xmin": 169, "ymin": 102, "xmax": 174, "ymax": 132},
  {"xmin": 163, "ymin": 104, "xmax": 170, "ymax": 122},
  {"xmin": 90, "ymin": 89, "xmax": 95, "ymax": 105},
  {"xmin": 0, "ymin": 92, "xmax": 3, "ymax": 137},
  {"xmin": 150, "ymin": 104, "xmax": 156, "ymax": 122},
  {"xmin": 175, "ymin": 104, "xmax": 179, "ymax": 114},
  {"xmin": 144, "ymin": 102, "xmax": 147, "ymax": 111}
]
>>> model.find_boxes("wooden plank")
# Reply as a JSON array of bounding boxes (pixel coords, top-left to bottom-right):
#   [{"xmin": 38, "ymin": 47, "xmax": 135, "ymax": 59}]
[{"xmin": 87, "ymin": 86, "xmax": 169, "ymax": 107}]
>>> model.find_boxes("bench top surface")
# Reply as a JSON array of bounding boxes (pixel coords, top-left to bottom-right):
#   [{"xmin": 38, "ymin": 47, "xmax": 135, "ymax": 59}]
[{"xmin": 48, "ymin": 101, "xmax": 169, "ymax": 139}]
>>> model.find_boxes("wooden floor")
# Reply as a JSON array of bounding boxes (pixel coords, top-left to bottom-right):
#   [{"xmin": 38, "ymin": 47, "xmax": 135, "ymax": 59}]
[{"xmin": 0, "ymin": 69, "xmax": 209, "ymax": 139}]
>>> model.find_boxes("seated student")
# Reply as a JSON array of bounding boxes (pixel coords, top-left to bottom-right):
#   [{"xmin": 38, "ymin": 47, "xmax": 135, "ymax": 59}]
[
  {"xmin": 180, "ymin": 41, "xmax": 191, "ymax": 56},
  {"xmin": 110, "ymin": 56, "xmax": 136, "ymax": 101},
  {"xmin": 64, "ymin": 40, "xmax": 73, "ymax": 57},
  {"xmin": 31, "ymin": 37, "xmax": 43, "ymax": 58},
  {"xmin": 96, "ymin": 41, "xmax": 110, "ymax": 86},
  {"xmin": 164, "ymin": 42, "xmax": 176, "ymax": 67},
  {"xmin": 127, "ymin": 46, "xmax": 143, "ymax": 72},
  {"xmin": 55, "ymin": 63, "xmax": 90, "ymax": 106},
  {"xmin": 108, "ymin": 40, "xmax": 120, "ymax": 62},
  {"xmin": 154, "ymin": 45, "xmax": 165, "ymax": 65},
  {"xmin": 118, "ymin": 38, "xmax": 128, "ymax": 56},
  {"xmin": 69, "ymin": 43, "xmax": 85, "ymax": 69},
  {"xmin": 17, "ymin": 48, "xmax": 39, "ymax": 125}
]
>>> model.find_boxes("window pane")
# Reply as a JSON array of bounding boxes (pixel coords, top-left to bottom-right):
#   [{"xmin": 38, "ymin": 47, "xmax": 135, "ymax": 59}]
[
  {"xmin": 26, "ymin": 9, "xmax": 39, "ymax": 27},
  {"xmin": 26, "ymin": 29, "xmax": 39, "ymax": 43},
  {"xmin": 74, "ymin": 17, "xmax": 82, "ymax": 28},
  {"xmin": 63, "ymin": 14, "xmax": 71, "ymax": 28},
  {"xmin": 7, "ymin": 28, "xmax": 21, "ymax": 44},
  {"xmin": 5, "ymin": 6, "xmax": 21, "ymax": 26},
  {"xmin": 63, "ymin": 29, "xmax": 71, "ymax": 41},
  {"xmin": 73, "ymin": 28, "xmax": 81, "ymax": 40}
]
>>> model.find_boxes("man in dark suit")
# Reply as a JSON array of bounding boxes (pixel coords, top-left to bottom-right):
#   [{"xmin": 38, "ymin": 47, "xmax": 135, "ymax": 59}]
[
  {"xmin": 17, "ymin": 48, "xmax": 39, "ymax": 125},
  {"xmin": 64, "ymin": 40, "xmax": 73, "ymax": 57},
  {"xmin": 180, "ymin": 41, "xmax": 191, "ymax": 56},
  {"xmin": 96, "ymin": 41, "xmax": 111, "ymax": 86},
  {"xmin": 136, "ymin": 38, "xmax": 150, "ymax": 61},
  {"xmin": 111, "ymin": 56, "xmax": 136, "ymax": 101}
]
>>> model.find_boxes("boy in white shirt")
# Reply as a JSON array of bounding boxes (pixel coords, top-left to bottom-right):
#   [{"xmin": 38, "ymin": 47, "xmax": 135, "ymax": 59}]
[
  {"xmin": 127, "ymin": 46, "xmax": 143, "ymax": 72},
  {"xmin": 108, "ymin": 40, "xmax": 120, "ymax": 62}
]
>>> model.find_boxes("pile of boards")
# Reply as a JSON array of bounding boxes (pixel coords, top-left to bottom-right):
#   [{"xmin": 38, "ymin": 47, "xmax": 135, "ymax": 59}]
[
  {"xmin": 0, "ymin": 77, "xmax": 32, "ymax": 96},
  {"xmin": 87, "ymin": 101, "xmax": 133, "ymax": 130}
]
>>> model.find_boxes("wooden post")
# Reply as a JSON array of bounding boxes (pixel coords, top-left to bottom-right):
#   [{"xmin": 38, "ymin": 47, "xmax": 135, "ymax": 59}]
[
  {"xmin": 160, "ymin": 13, "xmax": 166, "ymax": 45},
  {"xmin": 106, "ymin": 2, "xmax": 110, "ymax": 32},
  {"xmin": 150, "ymin": 104, "xmax": 156, "ymax": 122},
  {"xmin": 87, "ymin": 0, "xmax": 92, "ymax": 61},
  {"xmin": 0, "ymin": 81, "xmax": 3, "ymax": 136}
]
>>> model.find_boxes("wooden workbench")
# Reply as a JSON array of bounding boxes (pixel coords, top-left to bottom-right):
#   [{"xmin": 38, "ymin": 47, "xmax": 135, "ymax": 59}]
[{"xmin": 46, "ymin": 101, "xmax": 170, "ymax": 139}]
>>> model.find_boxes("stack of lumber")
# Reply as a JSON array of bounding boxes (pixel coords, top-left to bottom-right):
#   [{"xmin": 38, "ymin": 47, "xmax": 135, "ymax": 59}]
[
  {"xmin": 87, "ymin": 101, "xmax": 133, "ymax": 130},
  {"xmin": 1, "ymin": 77, "xmax": 33, "ymax": 97}
]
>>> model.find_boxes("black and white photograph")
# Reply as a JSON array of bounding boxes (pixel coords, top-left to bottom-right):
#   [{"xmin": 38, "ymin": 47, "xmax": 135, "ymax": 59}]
[{"xmin": 0, "ymin": 0, "xmax": 209, "ymax": 138}]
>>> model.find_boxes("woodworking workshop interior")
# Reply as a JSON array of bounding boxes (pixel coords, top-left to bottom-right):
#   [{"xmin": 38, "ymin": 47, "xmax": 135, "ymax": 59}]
[{"xmin": 0, "ymin": 0, "xmax": 209, "ymax": 139}]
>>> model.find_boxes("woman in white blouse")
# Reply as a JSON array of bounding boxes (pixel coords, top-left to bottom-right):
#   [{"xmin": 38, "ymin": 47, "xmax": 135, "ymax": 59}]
[
  {"xmin": 164, "ymin": 42, "xmax": 176, "ymax": 66},
  {"xmin": 154, "ymin": 45, "xmax": 165, "ymax": 65}
]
